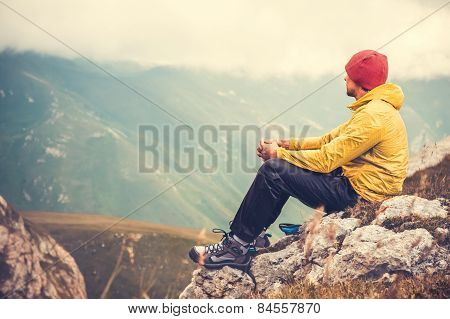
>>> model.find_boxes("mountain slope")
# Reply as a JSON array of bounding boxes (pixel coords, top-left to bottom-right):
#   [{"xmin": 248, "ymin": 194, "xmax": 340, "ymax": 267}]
[{"xmin": 1, "ymin": 50, "xmax": 449, "ymax": 235}]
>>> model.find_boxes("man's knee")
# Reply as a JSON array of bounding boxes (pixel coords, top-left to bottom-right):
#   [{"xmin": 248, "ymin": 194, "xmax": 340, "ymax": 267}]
[
  {"xmin": 258, "ymin": 158, "xmax": 288, "ymax": 176},
  {"xmin": 259, "ymin": 158, "xmax": 311, "ymax": 180}
]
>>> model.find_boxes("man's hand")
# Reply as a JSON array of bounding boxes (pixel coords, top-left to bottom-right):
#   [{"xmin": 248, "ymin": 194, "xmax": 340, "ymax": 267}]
[
  {"xmin": 256, "ymin": 139, "xmax": 279, "ymax": 161},
  {"xmin": 276, "ymin": 139, "xmax": 290, "ymax": 149}
]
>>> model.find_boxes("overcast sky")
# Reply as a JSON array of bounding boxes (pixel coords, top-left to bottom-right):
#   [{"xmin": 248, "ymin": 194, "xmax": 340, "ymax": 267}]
[{"xmin": 1, "ymin": 0, "xmax": 449, "ymax": 80}]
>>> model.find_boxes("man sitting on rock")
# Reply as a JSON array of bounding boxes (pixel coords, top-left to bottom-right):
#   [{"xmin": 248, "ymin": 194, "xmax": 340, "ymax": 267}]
[{"xmin": 189, "ymin": 50, "xmax": 409, "ymax": 269}]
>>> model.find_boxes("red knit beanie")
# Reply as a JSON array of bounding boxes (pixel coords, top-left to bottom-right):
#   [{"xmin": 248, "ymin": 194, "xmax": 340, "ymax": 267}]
[{"xmin": 345, "ymin": 50, "xmax": 388, "ymax": 90}]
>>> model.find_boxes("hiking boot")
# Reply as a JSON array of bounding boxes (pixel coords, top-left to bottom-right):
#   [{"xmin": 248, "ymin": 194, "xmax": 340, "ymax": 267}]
[{"xmin": 189, "ymin": 229, "xmax": 251, "ymax": 270}]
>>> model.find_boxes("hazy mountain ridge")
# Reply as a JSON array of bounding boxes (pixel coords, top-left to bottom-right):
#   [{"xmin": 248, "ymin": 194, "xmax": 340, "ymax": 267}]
[{"xmin": 0, "ymin": 50, "xmax": 448, "ymax": 234}]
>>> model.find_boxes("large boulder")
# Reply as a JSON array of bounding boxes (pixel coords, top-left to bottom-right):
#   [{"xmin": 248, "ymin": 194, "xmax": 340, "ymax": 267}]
[
  {"xmin": 325, "ymin": 225, "xmax": 447, "ymax": 284},
  {"xmin": 0, "ymin": 196, "xmax": 87, "ymax": 298},
  {"xmin": 305, "ymin": 214, "xmax": 361, "ymax": 266},
  {"xmin": 180, "ymin": 195, "xmax": 449, "ymax": 298},
  {"xmin": 179, "ymin": 266, "xmax": 254, "ymax": 299},
  {"xmin": 372, "ymin": 195, "xmax": 447, "ymax": 226}
]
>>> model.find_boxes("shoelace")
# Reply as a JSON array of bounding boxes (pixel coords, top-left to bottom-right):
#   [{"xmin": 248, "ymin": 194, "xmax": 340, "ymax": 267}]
[{"xmin": 204, "ymin": 228, "xmax": 229, "ymax": 254}]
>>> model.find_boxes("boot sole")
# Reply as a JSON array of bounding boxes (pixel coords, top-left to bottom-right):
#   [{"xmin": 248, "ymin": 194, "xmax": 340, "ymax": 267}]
[
  {"xmin": 203, "ymin": 259, "xmax": 251, "ymax": 271},
  {"xmin": 188, "ymin": 248, "xmax": 251, "ymax": 271}
]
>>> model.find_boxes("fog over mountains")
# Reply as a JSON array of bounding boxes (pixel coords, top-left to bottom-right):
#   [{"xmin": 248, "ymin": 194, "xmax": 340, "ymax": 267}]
[{"xmin": 0, "ymin": 50, "xmax": 448, "ymax": 233}]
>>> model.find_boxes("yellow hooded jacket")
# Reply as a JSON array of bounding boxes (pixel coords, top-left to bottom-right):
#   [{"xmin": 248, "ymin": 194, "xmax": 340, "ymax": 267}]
[{"xmin": 277, "ymin": 83, "xmax": 409, "ymax": 203}]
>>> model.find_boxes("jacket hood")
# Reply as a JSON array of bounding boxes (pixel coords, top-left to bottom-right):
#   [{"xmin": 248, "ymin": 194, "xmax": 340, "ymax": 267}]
[{"xmin": 347, "ymin": 83, "xmax": 404, "ymax": 111}]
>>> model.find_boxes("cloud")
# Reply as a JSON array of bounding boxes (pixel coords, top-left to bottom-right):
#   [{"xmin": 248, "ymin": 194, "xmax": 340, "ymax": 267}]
[{"xmin": 1, "ymin": 0, "xmax": 449, "ymax": 79}]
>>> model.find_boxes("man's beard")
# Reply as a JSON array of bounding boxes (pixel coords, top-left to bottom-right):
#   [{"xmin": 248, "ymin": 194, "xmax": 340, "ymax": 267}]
[{"xmin": 346, "ymin": 86, "xmax": 356, "ymax": 98}]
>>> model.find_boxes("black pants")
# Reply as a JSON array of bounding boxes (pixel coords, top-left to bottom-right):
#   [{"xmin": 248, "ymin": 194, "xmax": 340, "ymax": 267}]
[{"xmin": 230, "ymin": 158, "xmax": 359, "ymax": 242}]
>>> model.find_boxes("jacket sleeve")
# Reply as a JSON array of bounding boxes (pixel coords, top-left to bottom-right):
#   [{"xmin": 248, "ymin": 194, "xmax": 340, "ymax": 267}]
[
  {"xmin": 278, "ymin": 109, "xmax": 383, "ymax": 173},
  {"xmin": 289, "ymin": 120, "xmax": 349, "ymax": 150}
]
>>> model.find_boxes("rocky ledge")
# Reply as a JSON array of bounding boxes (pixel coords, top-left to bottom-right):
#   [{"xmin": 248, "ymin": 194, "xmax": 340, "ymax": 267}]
[
  {"xmin": 180, "ymin": 195, "xmax": 449, "ymax": 298},
  {"xmin": 0, "ymin": 196, "xmax": 87, "ymax": 298}
]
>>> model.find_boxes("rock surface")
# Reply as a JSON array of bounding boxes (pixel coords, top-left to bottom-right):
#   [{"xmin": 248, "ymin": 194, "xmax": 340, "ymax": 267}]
[
  {"xmin": 325, "ymin": 226, "xmax": 446, "ymax": 284},
  {"xmin": 0, "ymin": 196, "xmax": 87, "ymax": 298},
  {"xmin": 373, "ymin": 195, "xmax": 447, "ymax": 226},
  {"xmin": 180, "ymin": 267, "xmax": 254, "ymax": 299},
  {"xmin": 180, "ymin": 195, "xmax": 449, "ymax": 298}
]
